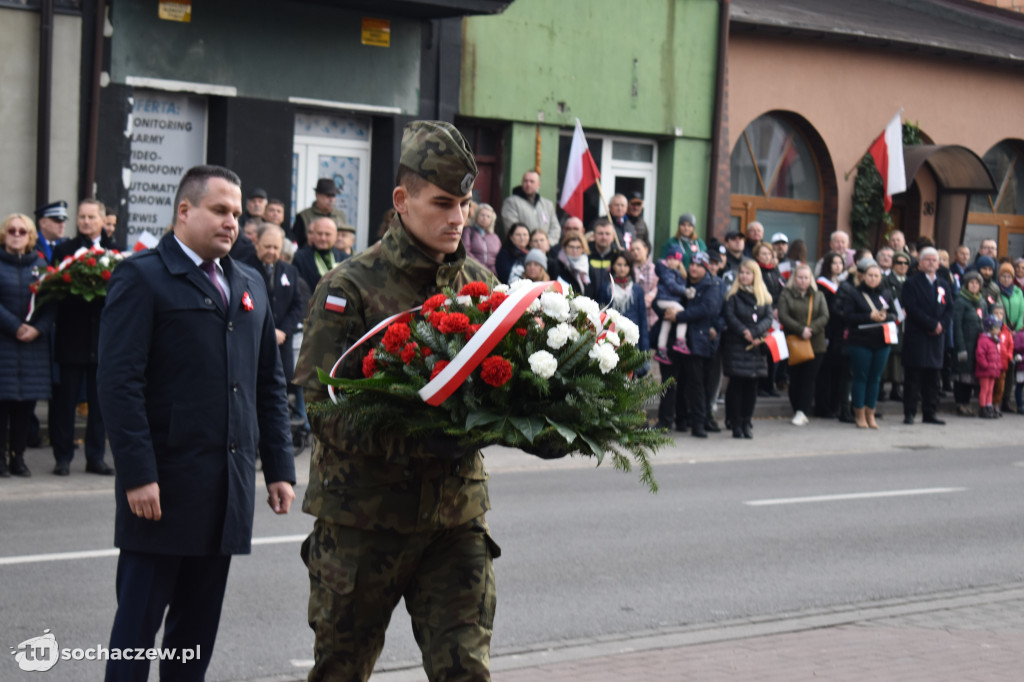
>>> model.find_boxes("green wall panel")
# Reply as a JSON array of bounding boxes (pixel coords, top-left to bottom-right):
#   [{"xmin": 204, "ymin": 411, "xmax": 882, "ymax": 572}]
[{"xmin": 111, "ymin": 1, "xmax": 421, "ymax": 113}]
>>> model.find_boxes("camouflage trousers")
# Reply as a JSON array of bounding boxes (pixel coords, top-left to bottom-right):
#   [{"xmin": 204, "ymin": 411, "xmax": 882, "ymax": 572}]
[{"xmin": 302, "ymin": 517, "xmax": 499, "ymax": 682}]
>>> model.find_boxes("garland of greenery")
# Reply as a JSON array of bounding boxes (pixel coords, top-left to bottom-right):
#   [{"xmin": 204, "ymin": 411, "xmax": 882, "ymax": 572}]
[{"xmin": 849, "ymin": 122, "xmax": 922, "ymax": 248}]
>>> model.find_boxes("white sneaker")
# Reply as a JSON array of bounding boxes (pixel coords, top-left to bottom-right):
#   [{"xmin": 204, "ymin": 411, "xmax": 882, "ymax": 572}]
[{"xmin": 792, "ymin": 410, "xmax": 809, "ymax": 426}]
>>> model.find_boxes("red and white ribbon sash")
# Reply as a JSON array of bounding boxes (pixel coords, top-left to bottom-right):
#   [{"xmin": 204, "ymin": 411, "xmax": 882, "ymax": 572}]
[
  {"xmin": 419, "ymin": 280, "xmax": 561, "ymax": 407},
  {"xmin": 327, "ymin": 305, "xmax": 423, "ymax": 403},
  {"xmin": 328, "ymin": 280, "xmax": 562, "ymax": 406},
  {"xmin": 816, "ymin": 277, "xmax": 837, "ymax": 294}
]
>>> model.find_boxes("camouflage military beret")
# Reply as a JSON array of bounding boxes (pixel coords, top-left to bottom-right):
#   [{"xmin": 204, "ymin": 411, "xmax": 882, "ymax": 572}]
[{"xmin": 399, "ymin": 120, "xmax": 478, "ymax": 197}]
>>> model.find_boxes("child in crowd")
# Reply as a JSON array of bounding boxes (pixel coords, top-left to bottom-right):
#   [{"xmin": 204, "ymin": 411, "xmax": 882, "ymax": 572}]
[
  {"xmin": 653, "ymin": 250, "xmax": 689, "ymax": 364},
  {"xmin": 975, "ymin": 314, "xmax": 1003, "ymax": 419},
  {"xmin": 990, "ymin": 303, "xmax": 1015, "ymax": 416}
]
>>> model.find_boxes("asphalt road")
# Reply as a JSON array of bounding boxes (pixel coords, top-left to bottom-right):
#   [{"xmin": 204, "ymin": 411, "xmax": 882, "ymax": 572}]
[{"xmin": 3, "ymin": 444, "xmax": 1024, "ymax": 681}]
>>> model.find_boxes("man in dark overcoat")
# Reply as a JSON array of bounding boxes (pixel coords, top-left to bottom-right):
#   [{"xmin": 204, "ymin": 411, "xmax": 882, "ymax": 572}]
[
  {"xmin": 97, "ymin": 165, "xmax": 295, "ymax": 682},
  {"xmin": 901, "ymin": 247, "xmax": 953, "ymax": 424},
  {"xmin": 254, "ymin": 223, "xmax": 307, "ymax": 382},
  {"xmin": 51, "ymin": 198, "xmax": 116, "ymax": 475}
]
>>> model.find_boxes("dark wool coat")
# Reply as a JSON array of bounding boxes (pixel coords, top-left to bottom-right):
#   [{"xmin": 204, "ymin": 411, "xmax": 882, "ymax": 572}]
[
  {"xmin": 844, "ymin": 283, "xmax": 897, "ymax": 349},
  {"xmin": 97, "ymin": 235, "xmax": 295, "ymax": 556},
  {"xmin": 902, "ymin": 271, "xmax": 954, "ymax": 369},
  {"xmin": 675, "ymin": 273, "xmax": 724, "ymax": 358},
  {"xmin": 953, "ymin": 290, "xmax": 987, "ymax": 375},
  {"xmin": 721, "ymin": 289, "xmax": 773, "ymax": 378},
  {"xmin": 0, "ymin": 251, "xmax": 54, "ymax": 400},
  {"xmin": 259, "ymin": 260, "xmax": 307, "ymax": 383}
]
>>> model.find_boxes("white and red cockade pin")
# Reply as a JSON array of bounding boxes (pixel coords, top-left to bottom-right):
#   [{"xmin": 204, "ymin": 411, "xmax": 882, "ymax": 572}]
[{"xmin": 242, "ymin": 291, "xmax": 254, "ymax": 311}]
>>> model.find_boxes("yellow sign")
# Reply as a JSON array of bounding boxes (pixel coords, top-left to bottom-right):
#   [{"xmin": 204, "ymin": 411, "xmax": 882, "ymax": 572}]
[
  {"xmin": 158, "ymin": 1, "xmax": 192, "ymax": 23},
  {"xmin": 361, "ymin": 18, "xmax": 391, "ymax": 47}
]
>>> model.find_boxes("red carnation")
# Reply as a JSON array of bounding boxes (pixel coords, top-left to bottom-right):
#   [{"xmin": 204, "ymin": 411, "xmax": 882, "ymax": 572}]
[
  {"xmin": 46, "ymin": 266, "xmax": 56, "ymax": 273},
  {"xmin": 62, "ymin": 272, "xmax": 72, "ymax": 283},
  {"xmin": 488, "ymin": 291, "xmax": 508, "ymax": 311},
  {"xmin": 430, "ymin": 359, "xmax": 450, "ymax": 380},
  {"xmin": 422, "ymin": 294, "xmax": 448, "ymax": 314},
  {"xmin": 86, "ymin": 258, "xmax": 97, "ymax": 267},
  {"xmin": 480, "ymin": 356, "xmax": 512, "ymax": 387},
  {"xmin": 459, "ymin": 281, "xmax": 490, "ymax": 298},
  {"xmin": 515, "ymin": 328, "xmax": 528, "ymax": 337},
  {"xmin": 362, "ymin": 349, "xmax": 378, "ymax": 378},
  {"xmin": 438, "ymin": 312, "xmax": 470, "ymax": 334},
  {"xmin": 100, "ymin": 270, "xmax": 112, "ymax": 281},
  {"xmin": 429, "ymin": 310, "xmax": 448, "ymax": 330},
  {"xmin": 464, "ymin": 323, "xmax": 482, "ymax": 341},
  {"xmin": 422, "ymin": 346, "xmax": 433, "ymax": 357},
  {"xmin": 382, "ymin": 322, "xmax": 411, "ymax": 353},
  {"xmin": 29, "ymin": 283, "xmax": 38, "ymax": 293},
  {"xmin": 395, "ymin": 312, "xmax": 413, "ymax": 325},
  {"xmin": 401, "ymin": 342, "xmax": 418, "ymax": 364}
]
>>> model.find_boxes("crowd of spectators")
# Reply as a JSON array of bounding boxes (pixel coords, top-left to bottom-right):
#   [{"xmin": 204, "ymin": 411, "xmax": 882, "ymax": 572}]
[{"xmin": 463, "ymin": 172, "xmax": 1024, "ymax": 440}]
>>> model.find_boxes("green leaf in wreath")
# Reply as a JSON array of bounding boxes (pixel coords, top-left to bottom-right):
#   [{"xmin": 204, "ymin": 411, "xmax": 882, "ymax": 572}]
[
  {"xmin": 509, "ymin": 415, "xmax": 545, "ymax": 444},
  {"xmin": 579, "ymin": 432, "xmax": 606, "ymax": 465},
  {"xmin": 544, "ymin": 417, "xmax": 578, "ymax": 445},
  {"xmin": 465, "ymin": 410, "xmax": 503, "ymax": 431}
]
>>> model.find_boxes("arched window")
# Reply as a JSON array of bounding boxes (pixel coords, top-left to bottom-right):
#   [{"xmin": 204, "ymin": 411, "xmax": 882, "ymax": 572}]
[
  {"xmin": 966, "ymin": 141, "xmax": 1024, "ymax": 259},
  {"xmin": 730, "ymin": 113, "xmax": 825, "ymax": 258}
]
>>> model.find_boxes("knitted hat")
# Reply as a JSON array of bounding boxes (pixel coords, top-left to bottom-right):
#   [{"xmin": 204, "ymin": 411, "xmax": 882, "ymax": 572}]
[
  {"xmin": 962, "ymin": 271, "xmax": 983, "ymax": 288},
  {"xmin": 524, "ymin": 248, "xmax": 548, "ymax": 269},
  {"xmin": 976, "ymin": 255, "xmax": 996, "ymax": 272},
  {"xmin": 999, "ymin": 262, "xmax": 1015, "ymax": 279}
]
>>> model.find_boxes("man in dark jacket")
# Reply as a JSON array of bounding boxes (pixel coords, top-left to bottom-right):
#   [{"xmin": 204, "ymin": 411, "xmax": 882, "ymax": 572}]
[
  {"xmin": 50, "ymin": 198, "xmax": 116, "ymax": 476},
  {"xmin": 294, "ymin": 216, "xmax": 347, "ymax": 292},
  {"xmin": 255, "ymin": 224, "xmax": 306, "ymax": 382},
  {"xmin": 667, "ymin": 251, "xmax": 724, "ymax": 438},
  {"xmin": 901, "ymin": 247, "xmax": 953, "ymax": 424},
  {"xmin": 97, "ymin": 165, "xmax": 295, "ymax": 681}
]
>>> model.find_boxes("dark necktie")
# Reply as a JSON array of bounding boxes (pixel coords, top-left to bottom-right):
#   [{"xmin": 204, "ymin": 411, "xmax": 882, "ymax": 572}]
[
  {"xmin": 200, "ymin": 260, "xmax": 228, "ymax": 309},
  {"xmin": 264, "ymin": 263, "xmax": 275, "ymax": 291}
]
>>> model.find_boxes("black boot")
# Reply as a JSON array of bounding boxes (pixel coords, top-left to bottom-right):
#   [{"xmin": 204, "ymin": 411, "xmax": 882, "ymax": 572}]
[
  {"xmin": 9, "ymin": 453, "xmax": 31, "ymax": 477},
  {"xmin": 741, "ymin": 421, "xmax": 754, "ymax": 439}
]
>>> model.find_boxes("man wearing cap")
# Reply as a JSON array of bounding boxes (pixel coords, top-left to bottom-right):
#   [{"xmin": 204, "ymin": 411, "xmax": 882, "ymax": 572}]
[
  {"xmin": 662, "ymin": 213, "xmax": 706, "ymax": 270},
  {"xmin": 334, "ymin": 221, "xmax": 356, "ymax": 258},
  {"xmin": 293, "ymin": 178, "xmax": 346, "ymax": 248},
  {"xmin": 722, "ymin": 230, "xmax": 746, "ymax": 283},
  {"xmin": 34, "ymin": 200, "xmax": 69, "ymax": 263},
  {"xmin": 501, "ymin": 170, "xmax": 560, "ymax": 244},
  {"xmin": 294, "ymin": 120, "xmax": 502, "ymax": 681},
  {"xmin": 624, "ymin": 192, "xmax": 650, "ymax": 244},
  {"xmin": 239, "ymin": 186, "xmax": 267, "ymax": 229},
  {"xmin": 771, "ymin": 233, "xmax": 791, "ymax": 280}
]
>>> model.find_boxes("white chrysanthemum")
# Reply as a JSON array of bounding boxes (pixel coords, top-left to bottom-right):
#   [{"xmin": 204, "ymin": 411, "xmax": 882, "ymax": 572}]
[
  {"xmin": 603, "ymin": 331, "xmax": 621, "ymax": 347},
  {"xmin": 528, "ymin": 350, "xmax": 558, "ymax": 379},
  {"xmin": 456, "ymin": 295, "xmax": 473, "ymax": 307},
  {"xmin": 615, "ymin": 317, "xmax": 640, "ymax": 345},
  {"xmin": 588, "ymin": 342, "xmax": 619, "ymax": 374},
  {"xmin": 546, "ymin": 323, "xmax": 571, "ymax": 350},
  {"xmin": 539, "ymin": 291, "xmax": 570, "ymax": 322},
  {"xmin": 510, "ymin": 279, "xmax": 534, "ymax": 292},
  {"xmin": 567, "ymin": 326, "xmax": 580, "ymax": 342},
  {"xmin": 570, "ymin": 295, "xmax": 599, "ymax": 317},
  {"xmin": 492, "ymin": 284, "xmax": 510, "ymax": 294},
  {"xmin": 99, "ymin": 256, "xmax": 111, "ymax": 268},
  {"xmin": 604, "ymin": 308, "xmax": 622, "ymax": 326},
  {"xmin": 527, "ymin": 298, "xmax": 542, "ymax": 313}
]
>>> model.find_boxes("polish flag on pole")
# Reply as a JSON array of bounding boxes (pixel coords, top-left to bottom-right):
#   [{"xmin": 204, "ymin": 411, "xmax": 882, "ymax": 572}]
[
  {"xmin": 763, "ymin": 329, "xmax": 790, "ymax": 363},
  {"xmin": 133, "ymin": 231, "xmax": 160, "ymax": 252},
  {"xmin": 559, "ymin": 118, "xmax": 601, "ymax": 220},
  {"xmin": 867, "ymin": 112, "xmax": 907, "ymax": 212}
]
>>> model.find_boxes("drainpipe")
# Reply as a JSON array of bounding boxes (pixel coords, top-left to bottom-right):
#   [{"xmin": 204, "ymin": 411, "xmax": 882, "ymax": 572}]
[
  {"xmin": 36, "ymin": 0, "xmax": 55, "ymax": 206},
  {"xmin": 706, "ymin": 0, "xmax": 729, "ymax": 241},
  {"xmin": 84, "ymin": 0, "xmax": 107, "ymax": 198}
]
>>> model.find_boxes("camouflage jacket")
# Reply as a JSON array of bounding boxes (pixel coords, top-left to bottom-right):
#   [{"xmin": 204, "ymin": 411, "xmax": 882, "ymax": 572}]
[{"xmin": 294, "ymin": 215, "xmax": 497, "ymax": 533}]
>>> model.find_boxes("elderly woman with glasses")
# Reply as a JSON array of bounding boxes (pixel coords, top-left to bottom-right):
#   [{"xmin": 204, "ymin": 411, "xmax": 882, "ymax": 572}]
[{"xmin": 0, "ymin": 214, "xmax": 55, "ymax": 477}]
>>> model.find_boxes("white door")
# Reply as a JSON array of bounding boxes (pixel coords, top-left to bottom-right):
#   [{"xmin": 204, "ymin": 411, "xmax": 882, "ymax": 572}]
[
  {"xmin": 293, "ymin": 138, "xmax": 371, "ymax": 251},
  {"xmin": 598, "ymin": 138, "xmax": 657, "ymax": 232}
]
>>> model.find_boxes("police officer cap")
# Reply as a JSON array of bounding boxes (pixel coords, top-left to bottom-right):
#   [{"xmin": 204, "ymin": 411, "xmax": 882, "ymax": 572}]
[
  {"xmin": 35, "ymin": 200, "xmax": 68, "ymax": 221},
  {"xmin": 400, "ymin": 120, "xmax": 478, "ymax": 197}
]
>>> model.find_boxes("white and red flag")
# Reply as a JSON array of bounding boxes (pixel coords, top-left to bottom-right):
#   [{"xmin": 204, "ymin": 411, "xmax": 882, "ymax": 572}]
[
  {"xmin": 867, "ymin": 112, "xmax": 907, "ymax": 212},
  {"xmin": 559, "ymin": 118, "xmax": 601, "ymax": 220},
  {"xmin": 763, "ymin": 329, "xmax": 790, "ymax": 363},
  {"xmin": 883, "ymin": 321, "xmax": 899, "ymax": 345}
]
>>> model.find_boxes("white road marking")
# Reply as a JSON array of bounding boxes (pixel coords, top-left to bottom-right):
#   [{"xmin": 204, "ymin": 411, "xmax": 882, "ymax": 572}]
[
  {"xmin": 745, "ymin": 487, "xmax": 966, "ymax": 506},
  {"xmin": 0, "ymin": 533, "xmax": 308, "ymax": 566},
  {"xmin": 291, "ymin": 659, "xmax": 315, "ymax": 668}
]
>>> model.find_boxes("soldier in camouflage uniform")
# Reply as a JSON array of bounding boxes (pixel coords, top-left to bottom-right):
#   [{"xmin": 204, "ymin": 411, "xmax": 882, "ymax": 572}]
[{"xmin": 293, "ymin": 120, "xmax": 500, "ymax": 682}]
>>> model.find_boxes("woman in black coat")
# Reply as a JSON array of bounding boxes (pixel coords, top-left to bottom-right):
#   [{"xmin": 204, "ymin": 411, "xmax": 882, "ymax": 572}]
[
  {"xmin": 753, "ymin": 242, "xmax": 784, "ymax": 397},
  {"xmin": 0, "ymin": 214, "xmax": 54, "ymax": 477},
  {"xmin": 722, "ymin": 259, "xmax": 774, "ymax": 439},
  {"xmin": 494, "ymin": 222, "xmax": 530, "ymax": 284},
  {"xmin": 814, "ymin": 251, "xmax": 851, "ymax": 421},
  {"xmin": 844, "ymin": 261, "xmax": 896, "ymax": 429}
]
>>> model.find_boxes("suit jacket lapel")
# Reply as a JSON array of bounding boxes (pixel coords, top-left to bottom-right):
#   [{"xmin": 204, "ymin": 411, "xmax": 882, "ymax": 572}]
[{"xmin": 158, "ymin": 234, "xmax": 228, "ymax": 316}]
